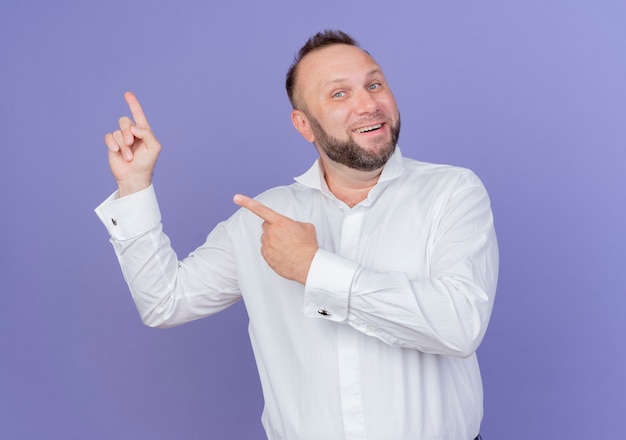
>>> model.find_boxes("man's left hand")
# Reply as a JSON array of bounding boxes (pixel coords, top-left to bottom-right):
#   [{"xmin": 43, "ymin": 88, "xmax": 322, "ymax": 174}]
[{"xmin": 233, "ymin": 194, "xmax": 319, "ymax": 284}]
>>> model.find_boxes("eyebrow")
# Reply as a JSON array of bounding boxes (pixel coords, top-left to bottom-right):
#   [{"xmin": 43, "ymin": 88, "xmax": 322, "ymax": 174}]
[{"xmin": 324, "ymin": 69, "xmax": 383, "ymax": 87}]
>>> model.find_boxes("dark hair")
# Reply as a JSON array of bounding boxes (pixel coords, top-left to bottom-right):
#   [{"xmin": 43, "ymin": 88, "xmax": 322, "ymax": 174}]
[{"xmin": 285, "ymin": 30, "xmax": 360, "ymax": 109}]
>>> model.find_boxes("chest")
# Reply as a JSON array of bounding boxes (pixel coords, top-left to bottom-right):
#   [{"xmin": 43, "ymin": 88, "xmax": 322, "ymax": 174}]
[{"xmin": 293, "ymin": 192, "xmax": 443, "ymax": 279}]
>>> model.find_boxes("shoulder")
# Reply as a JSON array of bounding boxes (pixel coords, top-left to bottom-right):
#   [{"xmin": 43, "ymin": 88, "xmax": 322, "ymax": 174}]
[{"xmin": 400, "ymin": 157, "xmax": 485, "ymax": 189}]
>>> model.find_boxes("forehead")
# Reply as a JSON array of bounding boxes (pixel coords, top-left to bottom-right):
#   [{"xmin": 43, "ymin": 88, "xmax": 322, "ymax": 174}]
[{"xmin": 297, "ymin": 44, "xmax": 383, "ymax": 90}]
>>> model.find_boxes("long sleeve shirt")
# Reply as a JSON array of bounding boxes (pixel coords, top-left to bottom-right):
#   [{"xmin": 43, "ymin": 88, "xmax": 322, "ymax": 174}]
[{"xmin": 95, "ymin": 149, "xmax": 499, "ymax": 440}]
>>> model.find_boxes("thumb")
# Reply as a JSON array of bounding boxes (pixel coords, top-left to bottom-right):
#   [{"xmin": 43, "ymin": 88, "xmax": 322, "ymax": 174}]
[
  {"xmin": 130, "ymin": 124, "xmax": 151, "ymax": 139},
  {"xmin": 130, "ymin": 125, "xmax": 161, "ymax": 149}
]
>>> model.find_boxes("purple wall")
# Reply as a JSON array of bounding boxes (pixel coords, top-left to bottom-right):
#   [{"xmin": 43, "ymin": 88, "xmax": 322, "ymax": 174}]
[{"xmin": 1, "ymin": 1, "xmax": 624, "ymax": 438}]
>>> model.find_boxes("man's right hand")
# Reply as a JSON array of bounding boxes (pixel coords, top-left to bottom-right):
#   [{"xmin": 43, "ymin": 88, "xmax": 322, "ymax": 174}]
[{"xmin": 104, "ymin": 92, "xmax": 162, "ymax": 197}]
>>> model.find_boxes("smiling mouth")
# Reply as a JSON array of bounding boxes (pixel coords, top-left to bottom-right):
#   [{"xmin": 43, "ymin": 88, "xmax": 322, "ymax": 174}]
[{"xmin": 353, "ymin": 124, "xmax": 382, "ymax": 134}]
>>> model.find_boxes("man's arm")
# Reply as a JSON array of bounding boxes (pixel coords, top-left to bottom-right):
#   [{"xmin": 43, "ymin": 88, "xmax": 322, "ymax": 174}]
[
  {"xmin": 310, "ymin": 180, "xmax": 497, "ymax": 357},
  {"xmin": 96, "ymin": 188, "xmax": 242, "ymax": 327},
  {"xmin": 234, "ymin": 177, "xmax": 498, "ymax": 358},
  {"xmin": 98, "ymin": 93, "xmax": 241, "ymax": 328}
]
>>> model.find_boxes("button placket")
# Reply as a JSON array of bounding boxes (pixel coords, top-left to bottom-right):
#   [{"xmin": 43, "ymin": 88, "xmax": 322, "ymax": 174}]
[{"xmin": 337, "ymin": 207, "xmax": 367, "ymax": 439}]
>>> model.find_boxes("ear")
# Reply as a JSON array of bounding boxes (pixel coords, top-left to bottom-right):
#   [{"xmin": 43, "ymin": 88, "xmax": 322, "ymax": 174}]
[{"xmin": 291, "ymin": 109, "xmax": 315, "ymax": 143}]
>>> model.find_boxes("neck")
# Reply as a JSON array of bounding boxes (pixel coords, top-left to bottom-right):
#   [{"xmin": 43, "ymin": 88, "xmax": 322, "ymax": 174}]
[{"xmin": 319, "ymin": 156, "xmax": 383, "ymax": 207}]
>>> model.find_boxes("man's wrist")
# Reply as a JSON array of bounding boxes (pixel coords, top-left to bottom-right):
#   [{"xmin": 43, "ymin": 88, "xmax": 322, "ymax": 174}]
[{"xmin": 117, "ymin": 178, "xmax": 152, "ymax": 198}]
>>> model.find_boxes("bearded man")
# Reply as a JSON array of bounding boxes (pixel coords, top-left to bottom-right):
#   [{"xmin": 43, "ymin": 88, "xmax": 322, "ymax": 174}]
[{"xmin": 96, "ymin": 29, "xmax": 497, "ymax": 440}]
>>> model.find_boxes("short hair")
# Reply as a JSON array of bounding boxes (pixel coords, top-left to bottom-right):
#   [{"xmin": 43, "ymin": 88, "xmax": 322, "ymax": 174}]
[{"xmin": 285, "ymin": 30, "xmax": 360, "ymax": 109}]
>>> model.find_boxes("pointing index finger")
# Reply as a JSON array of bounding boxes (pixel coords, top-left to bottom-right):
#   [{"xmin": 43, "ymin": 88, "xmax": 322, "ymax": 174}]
[
  {"xmin": 124, "ymin": 91, "xmax": 150, "ymax": 127},
  {"xmin": 233, "ymin": 194, "xmax": 283, "ymax": 223}
]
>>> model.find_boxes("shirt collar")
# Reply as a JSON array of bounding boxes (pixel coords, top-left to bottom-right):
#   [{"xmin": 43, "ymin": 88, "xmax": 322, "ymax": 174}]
[{"xmin": 294, "ymin": 147, "xmax": 405, "ymax": 191}]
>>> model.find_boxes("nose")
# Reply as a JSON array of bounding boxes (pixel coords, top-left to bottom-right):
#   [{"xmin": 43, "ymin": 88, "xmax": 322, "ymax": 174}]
[{"xmin": 353, "ymin": 88, "xmax": 378, "ymax": 115}]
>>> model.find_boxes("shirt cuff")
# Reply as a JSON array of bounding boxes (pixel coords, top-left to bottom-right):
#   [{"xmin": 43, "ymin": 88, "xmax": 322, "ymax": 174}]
[
  {"xmin": 94, "ymin": 185, "xmax": 161, "ymax": 241},
  {"xmin": 303, "ymin": 249, "xmax": 359, "ymax": 322}
]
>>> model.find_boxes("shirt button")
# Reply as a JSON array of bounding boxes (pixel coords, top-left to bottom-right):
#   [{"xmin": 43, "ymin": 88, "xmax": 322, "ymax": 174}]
[{"xmin": 317, "ymin": 308, "xmax": 331, "ymax": 316}]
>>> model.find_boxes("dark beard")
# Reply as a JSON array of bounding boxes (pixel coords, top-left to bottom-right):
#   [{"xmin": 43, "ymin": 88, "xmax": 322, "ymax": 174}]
[{"xmin": 308, "ymin": 114, "xmax": 401, "ymax": 171}]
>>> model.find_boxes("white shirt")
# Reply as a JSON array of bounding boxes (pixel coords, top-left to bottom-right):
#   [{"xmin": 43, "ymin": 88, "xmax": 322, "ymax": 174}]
[{"xmin": 95, "ymin": 149, "xmax": 498, "ymax": 440}]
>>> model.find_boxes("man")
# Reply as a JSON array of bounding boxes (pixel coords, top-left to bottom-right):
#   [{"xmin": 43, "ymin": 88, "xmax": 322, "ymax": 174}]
[{"xmin": 96, "ymin": 30, "xmax": 497, "ymax": 440}]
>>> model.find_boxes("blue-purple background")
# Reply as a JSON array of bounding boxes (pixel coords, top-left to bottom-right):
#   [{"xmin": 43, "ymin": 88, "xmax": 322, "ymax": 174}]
[{"xmin": 1, "ymin": 1, "xmax": 625, "ymax": 438}]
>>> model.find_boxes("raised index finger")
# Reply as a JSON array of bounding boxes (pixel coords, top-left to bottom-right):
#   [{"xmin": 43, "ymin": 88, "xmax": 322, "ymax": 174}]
[
  {"xmin": 233, "ymin": 194, "xmax": 283, "ymax": 223},
  {"xmin": 124, "ymin": 91, "xmax": 150, "ymax": 127}
]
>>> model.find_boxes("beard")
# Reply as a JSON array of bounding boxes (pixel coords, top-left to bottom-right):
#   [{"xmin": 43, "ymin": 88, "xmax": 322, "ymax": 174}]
[{"xmin": 308, "ymin": 113, "xmax": 401, "ymax": 171}]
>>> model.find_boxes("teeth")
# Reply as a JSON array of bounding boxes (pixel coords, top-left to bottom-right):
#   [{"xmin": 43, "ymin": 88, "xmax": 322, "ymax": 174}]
[{"xmin": 354, "ymin": 124, "xmax": 382, "ymax": 133}]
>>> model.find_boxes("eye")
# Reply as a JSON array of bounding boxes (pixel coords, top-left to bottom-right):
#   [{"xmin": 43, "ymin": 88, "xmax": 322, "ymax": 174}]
[
  {"xmin": 332, "ymin": 91, "xmax": 346, "ymax": 98},
  {"xmin": 368, "ymin": 83, "xmax": 381, "ymax": 91}
]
